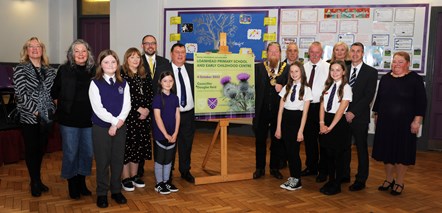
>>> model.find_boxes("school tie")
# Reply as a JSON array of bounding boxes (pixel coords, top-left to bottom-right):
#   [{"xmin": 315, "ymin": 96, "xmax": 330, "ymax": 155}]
[
  {"xmin": 177, "ymin": 67, "xmax": 187, "ymax": 107},
  {"xmin": 290, "ymin": 85, "xmax": 297, "ymax": 102},
  {"xmin": 308, "ymin": 65, "xmax": 316, "ymax": 87},
  {"xmin": 148, "ymin": 57, "xmax": 154, "ymax": 77},
  {"xmin": 109, "ymin": 77, "xmax": 114, "ymax": 86},
  {"xmin": 349, "ymin": 68, "xmax": 357, "ymax": 87},
  {"xmin": 326, "ymin": 84, "xmax": 336, "ymax": 112}
]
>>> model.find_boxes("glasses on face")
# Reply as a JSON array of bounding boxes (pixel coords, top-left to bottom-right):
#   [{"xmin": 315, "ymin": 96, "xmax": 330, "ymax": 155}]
[{"xmin": 143, "ymin": 42, "xmax": 157, "ymax": 46}]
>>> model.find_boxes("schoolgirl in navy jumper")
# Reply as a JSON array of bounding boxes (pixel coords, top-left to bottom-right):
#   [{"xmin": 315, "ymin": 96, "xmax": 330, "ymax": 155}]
[
  {"xmin": 275, "ymin": 61, "xmax": 313, "ymax": 191},
  {"xmin": 89, "ymin": 50, "xmax": 131, "ymax": 208},
  {"xmin": 152, "ymin": 71, "xmax": 180, "ymax": 195},
  {"xmin": 318, "ymin": 60, "xmax": 352, "ymax": 195}
]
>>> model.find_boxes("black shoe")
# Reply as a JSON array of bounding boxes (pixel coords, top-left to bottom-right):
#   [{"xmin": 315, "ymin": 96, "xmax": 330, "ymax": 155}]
[
  {"xmin": 319, "ymin": 181, "xmax": 333, "ymax": 193},
  {"xmin": 96, "ymin": 195, "xmax": 108, "ymax": 208},
  {"xmin": 111, "ymin": 193, "xmax": 127, "ymax": 204},
  {"xmin": 270, "ymin": 169, "xmax": 283, "ymax": 179},
  {"xmin": 68, "ymin": 177, "xmax": 80, "ymax": 199},
  {"xmin": 378, "ymin": 179, "xmax": 395, "ymax": 191},
  {"xmin": 30, "ymin": 182, "xmax": 42, "ymax": 197},
  {"xmin": 349, "ymin": 181, "xmax": 366, "ymax": 191},
  {"xmin": 316, "ymin": 174, "xmax": 327, "ymax": 183},
  {"xmin": 300, "ymin": 168, "xmax": 317, "ymax": 176},
  {"xmin": 181, "ymin": 172, "xmax": 195, "ymax": 183},
  {"xmin": 253, "ymin": 169, "xmax": 265, "ymax": 179},
  {"xmin": 279, "ymin": 161, "xmax": 288, "ymax": 169},
  {"xmin": 323, "ymin": 183, "xmax": 341, "ymax": 195},
  {"xmin": 390, "ymin": 183, "xmax": 404, "ymax": 196},
  {"xmin": 77, "ymin": 175, "xmax": 92, "ymax": 196},
  {"xmin": 38, "ymin": 181, "xmax": 49, "ymax": 192},
  {"xmin": 340, "ymin": 177, "xmax": 351, "ymax": 183}
]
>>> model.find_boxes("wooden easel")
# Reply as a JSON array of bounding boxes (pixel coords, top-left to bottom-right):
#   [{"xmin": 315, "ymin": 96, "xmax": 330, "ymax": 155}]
[{"xmin": 194, "ymin": 119, "xmax": 253, "ymax": 185}]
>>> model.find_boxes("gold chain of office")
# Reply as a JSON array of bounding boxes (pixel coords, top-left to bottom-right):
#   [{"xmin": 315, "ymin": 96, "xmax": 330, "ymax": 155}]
[{"xmin": 264, "ymin": 61, "xmax": 287, "ymax": 86}]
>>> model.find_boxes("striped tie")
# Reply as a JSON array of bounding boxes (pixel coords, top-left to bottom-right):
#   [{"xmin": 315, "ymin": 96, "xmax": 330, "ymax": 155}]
[
  {"xmin": 326, "ymin": 84, "xmax": 336, "ymax": 112},
  {"xmin": 349, "ymin": 68, "xmax": 357, "ymax": 87}
]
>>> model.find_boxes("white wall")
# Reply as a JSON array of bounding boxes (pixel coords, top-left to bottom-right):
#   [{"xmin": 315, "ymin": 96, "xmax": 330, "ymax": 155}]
[{"xmin": 1, "ymin": 0, "xmax": 442, "ymax": 63}]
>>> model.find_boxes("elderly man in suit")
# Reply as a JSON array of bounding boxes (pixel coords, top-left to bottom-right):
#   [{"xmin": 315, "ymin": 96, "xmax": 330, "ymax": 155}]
[{"xmin": 344, "ymin": 42, "xmax": 378, "ymax": 191}]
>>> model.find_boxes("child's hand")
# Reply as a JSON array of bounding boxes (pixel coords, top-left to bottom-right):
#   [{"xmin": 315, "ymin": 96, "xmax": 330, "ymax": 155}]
[
  {"xmin": 320, "ymin": 125, "xmax": 329, "ymax": 134},
  {"xmin": 170, "ymin": 133, "xmax": 178, "ymax": 143},
  {"xmin": 116, "ymin": 119, "xmax": 124, "ymax": 129},
  {"xmin": 297, "ymin": 132, "xmax": 304, "ymax": 142},
  {"xmin": 274, "ymin": 129, "xmax": 281, "ymax": 139},
  {"xmin": 108, "ymin": 126, "xmax": 117, "ymax": 136}
]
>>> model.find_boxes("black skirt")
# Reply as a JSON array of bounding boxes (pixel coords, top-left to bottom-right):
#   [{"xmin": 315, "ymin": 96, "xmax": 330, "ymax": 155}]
[{"xmin": 319, "ymin": 112, "xmax": 350, "ymax": 150}]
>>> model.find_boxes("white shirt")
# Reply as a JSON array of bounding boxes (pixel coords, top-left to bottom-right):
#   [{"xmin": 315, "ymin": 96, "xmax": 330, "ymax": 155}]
[
  {"xmin": 145, "ymin": 54, "xmax": 156, "ymax": 67},
  {"xmin": 350, "ymin": 62, "xmax": 363, "ymax": 79},
  {"xmin": 322, "ymin": 80, "xmax": 352, "ymax": 113},
  {"xmin": 88, "ymin": 74, "xmax": 131, "ymax": 126},
  {"xmin": 279, "ymin": 83, "xmax": 313, "ymax": 110},
  {"xmin": 172, "ymin": 63, "xmax": 194, "ymax": 112},
  {"xmin": 304, "ymin": 59, "xmax": 330, "ymax": 103}
]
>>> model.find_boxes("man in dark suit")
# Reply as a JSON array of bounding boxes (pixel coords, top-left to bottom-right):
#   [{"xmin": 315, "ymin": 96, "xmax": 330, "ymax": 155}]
[
  {"xmin": 344, "ymin": 42, "xmax": 378, "ymax": 191},
  {"xmin": 137, "ymin": 35, "xmax": 170, "ymax": 177},
  {"xmin": 253, "ymin": 42, "xmax": 288, "ymax": 180},
  {"xmin": 165, "ymin": 43, "xmax": 196, "ymax": 183},
  {"xmin": 141, "ymin": 35, "xmax": 170, "ymax": 91}
]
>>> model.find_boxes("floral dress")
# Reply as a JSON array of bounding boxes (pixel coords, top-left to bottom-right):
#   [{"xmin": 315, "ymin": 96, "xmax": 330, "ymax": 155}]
[{"xmin": 121, "ymin": 71, "xmax": 153, "ymax": 163}]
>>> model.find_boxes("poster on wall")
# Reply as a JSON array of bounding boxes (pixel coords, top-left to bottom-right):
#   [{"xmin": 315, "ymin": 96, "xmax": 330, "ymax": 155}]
[
  {"xmin": 193, "ymin": 53, "xmax": 255, "ymax": 120},
  {"xmin": 178, "ymin": 11, "xmax": 268, "ymax": 61}
]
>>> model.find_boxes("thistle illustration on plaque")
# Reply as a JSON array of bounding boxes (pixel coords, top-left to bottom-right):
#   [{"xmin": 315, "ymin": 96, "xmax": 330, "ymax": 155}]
[{"xmin": 219, "ymin": 73, "xmax": 255, "ymax": 112}]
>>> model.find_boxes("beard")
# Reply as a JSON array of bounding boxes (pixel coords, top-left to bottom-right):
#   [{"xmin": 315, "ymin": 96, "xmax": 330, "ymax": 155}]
[{"xmin": 268, "ymin": 57, "xmax": 280, "ymax": 69}]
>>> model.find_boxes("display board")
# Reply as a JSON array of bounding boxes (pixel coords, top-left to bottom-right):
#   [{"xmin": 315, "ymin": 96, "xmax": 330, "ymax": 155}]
[{"xmin": 164, "ymin": 4, "xmax": 429, "ymax": 74}]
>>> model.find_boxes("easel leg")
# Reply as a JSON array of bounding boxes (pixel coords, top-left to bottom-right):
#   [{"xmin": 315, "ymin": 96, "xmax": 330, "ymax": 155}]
[{"xmin": 202, "ymin": 122, "xmax": 220, "ymax": 169}]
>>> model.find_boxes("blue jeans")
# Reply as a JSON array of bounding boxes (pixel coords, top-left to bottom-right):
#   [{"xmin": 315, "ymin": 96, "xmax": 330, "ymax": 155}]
[{"xmin": 60, "ymin": 125, "xmax": 93, "ymax": 179}]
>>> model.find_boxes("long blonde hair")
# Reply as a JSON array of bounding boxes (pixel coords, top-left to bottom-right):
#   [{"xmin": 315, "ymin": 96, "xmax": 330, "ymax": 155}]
[{"xmin": 19, "ymin": 37, "xmax": 50, "ymax": 67}]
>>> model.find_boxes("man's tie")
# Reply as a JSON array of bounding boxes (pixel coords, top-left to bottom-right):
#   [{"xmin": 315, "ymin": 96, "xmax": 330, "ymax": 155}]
[
  {"xmin": 148, "ymin": 57, "xmax": 154, "ymax": 77},
  {"xmin": 109, "ymin": 77, "xmax": 114, "ymax": 86},
  {"xmin": 326, "ymin": 84, "xmax": 336, "ymax": 112},
  {"xmin": 349, "ymin": 68, "xmax": 357, "ymax": 87},
  {"xmin": 177, "ymin": 67, "xmax": 187, "ymax": 107},
  {"xmin": 308, "ymin": 65, "xmax": 316, "ymax": 87},
  {"xmin": 290, "ymin": 85, "xmax": 297, "ymax": 102}
]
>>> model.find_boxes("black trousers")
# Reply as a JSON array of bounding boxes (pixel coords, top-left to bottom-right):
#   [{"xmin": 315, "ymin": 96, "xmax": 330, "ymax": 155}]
[
  {"xmin": 255, "ymin": 109, "xmax": 283, "ymax": 170},
  {"xmin": 303, "ymin": 103, "xmax": 320, "ymax": 172},
  {"xmin": 21, "ymin": 123, "xmax": 49, "ymax": 183},
  {"xmin": 282, "ymin": 109, "xmax": 302, "ymax": 178},
  {"xmin": 172, "ymin": 109, "xmax": 195, "ymax": 176},
  {"xmin": 343, "ymin": 122, "xmax": 370, "ymax": 183}
]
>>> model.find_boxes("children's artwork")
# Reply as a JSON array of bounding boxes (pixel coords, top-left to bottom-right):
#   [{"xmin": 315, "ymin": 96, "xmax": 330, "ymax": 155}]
[{"xmin": 178, "ymin": 11, "xmax": 268, "ymax": 61}]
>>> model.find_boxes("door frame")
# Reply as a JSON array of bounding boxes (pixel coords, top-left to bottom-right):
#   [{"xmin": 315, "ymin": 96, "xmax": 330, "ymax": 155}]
[{"xmin": 421, "ymin": 6, "xmax": 442, "ymax": 150}]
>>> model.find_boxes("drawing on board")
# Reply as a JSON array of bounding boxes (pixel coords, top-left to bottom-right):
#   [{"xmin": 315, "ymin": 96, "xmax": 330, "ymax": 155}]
[{"xmin": 178, "ymin": 11, "xmax": 268, "ymax": 61}]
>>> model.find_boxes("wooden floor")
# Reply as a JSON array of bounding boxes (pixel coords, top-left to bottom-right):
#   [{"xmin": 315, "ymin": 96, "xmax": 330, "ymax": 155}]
[{"xmin": 1, "ymin": 130, "xmax": 442, "ymax": 212}]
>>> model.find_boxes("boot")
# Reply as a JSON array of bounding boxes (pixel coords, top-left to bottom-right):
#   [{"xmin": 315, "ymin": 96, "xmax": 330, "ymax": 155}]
[
  {"xmin": 68, "ymin": 176, "xmax": 80, "ymax": 199},
  {"xmin": 77, "ymin": 175, "xmax": 92, "ymax": 196}
]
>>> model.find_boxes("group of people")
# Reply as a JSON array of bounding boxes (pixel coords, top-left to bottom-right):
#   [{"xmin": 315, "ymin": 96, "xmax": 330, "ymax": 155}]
[
  {"xmin": 13, "ymin": 35, "xmax": 197, "ymax": 208},
  {"xmin": 253, "ymin": 41, "xmax": 427, "ymax": 196},
  {"xmin": 12, "ymin": 35, "xmax": 427, "ymax": 207}
]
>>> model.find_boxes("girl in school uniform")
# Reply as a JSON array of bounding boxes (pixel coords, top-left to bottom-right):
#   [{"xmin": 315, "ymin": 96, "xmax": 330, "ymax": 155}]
[
  {"xmin": 89, "ymin": 50, "xmax": 131, "ymax": 208},
  {"xmin": 318, "ymin": 60, "xmax": 352, "ymax": 196},
  {"xmin": 275, "ymin": 61, "xmax": 313, "ymax": 191},
  {"xmin": 152, "ymin": 71, "xmax": 180, "ymax": 195}
]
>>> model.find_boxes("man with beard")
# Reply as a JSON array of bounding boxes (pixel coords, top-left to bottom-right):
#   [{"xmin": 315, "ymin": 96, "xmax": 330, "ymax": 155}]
[
  {"xmin": 253, "ymin": 42, "xmax": 288, "ymax": 180},
  {"xmin": 137, "ymin": 35, "xmax": 170, "ymax": 177},
  {"xmin": 301, "ymin": 41, "xmax": 330, "ymax": 183},
  {"xmin": 141, "ymin": 35, "xmax": 170, "ymax": 91}
]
